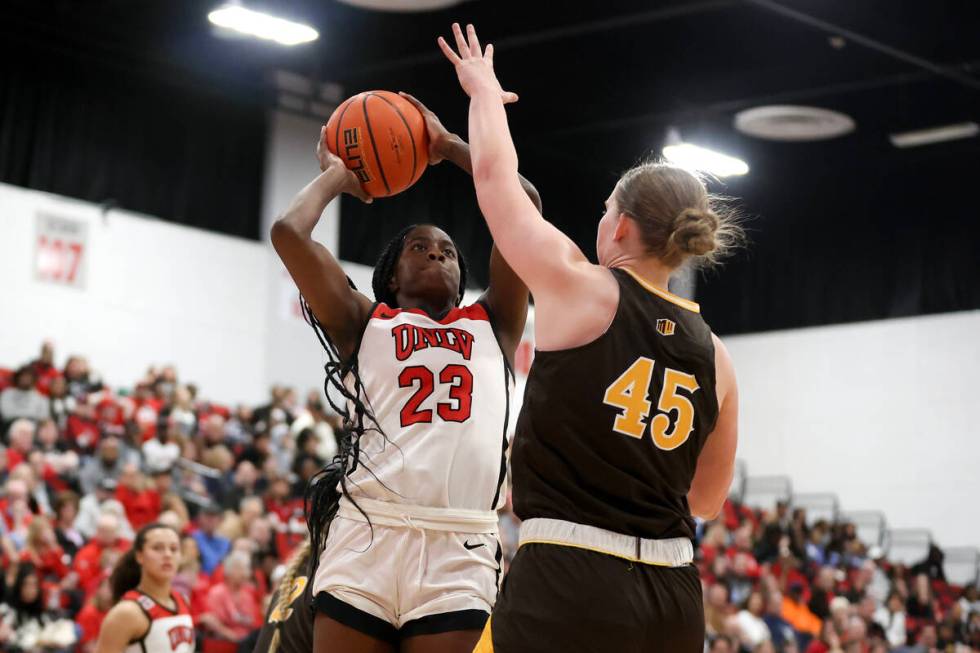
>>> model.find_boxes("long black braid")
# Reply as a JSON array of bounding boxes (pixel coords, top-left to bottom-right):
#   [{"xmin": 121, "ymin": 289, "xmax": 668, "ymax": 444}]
[{"xmin": 304, "ymin": 223, "xmax": 469, "ymax": 571}]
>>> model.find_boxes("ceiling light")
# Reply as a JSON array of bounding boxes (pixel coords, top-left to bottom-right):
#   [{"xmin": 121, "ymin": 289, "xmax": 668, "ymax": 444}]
[
  {"xmin": 208, "ymin": 4, "xmax": 318, "ymax": 46},
  {"xmin": 889, "ymin": 122, "xmax": 979, "ymax": 148},
  {"xmin": 735, "ymin": 105, "xmax": 855, "ymax": 142},
  {"xmin": 661, "ymin": 130, "xmax": 748, "ymax": 177}
]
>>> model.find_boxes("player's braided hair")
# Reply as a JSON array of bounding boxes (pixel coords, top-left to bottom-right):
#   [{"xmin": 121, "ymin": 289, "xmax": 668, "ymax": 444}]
[
  {"xmin": 267, "ymin": 539, "xmax": 312, "ymax": 653},
  {"xmin": 303, "ymin": 224, "xmax": 469, "ymax": 572}
]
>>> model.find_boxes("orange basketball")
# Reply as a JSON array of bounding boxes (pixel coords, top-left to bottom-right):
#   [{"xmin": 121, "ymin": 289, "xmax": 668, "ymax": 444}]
[{"xmin": 325, "ymin": 90, "xmax": 429, "ymax": 198}]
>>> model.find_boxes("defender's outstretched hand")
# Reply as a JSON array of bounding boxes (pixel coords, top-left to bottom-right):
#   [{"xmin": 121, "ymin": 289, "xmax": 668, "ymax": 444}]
[{"xmin": 438, "ymin": 23, "xmax": 518, "ymax": 105}]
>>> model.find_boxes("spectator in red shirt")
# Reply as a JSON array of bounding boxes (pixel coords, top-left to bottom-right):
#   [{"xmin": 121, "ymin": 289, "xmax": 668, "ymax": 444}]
[
  {"xmin": 200, "ymin": 551, "xmax": 264, "ymax": 643},
  {"xmin": 28, "ymin": 341, "xmax": 60, "ymax": 395},
  {"xmin": 75, "ymin": 575, "xmax": 112, "ymax": 653},
  {"xmin": 20, "ymin": 515, "xmax": 69, "ymax": 582},
  {"xmin": 115, "ymin": 463, "xmax": 161, "ymax": 530},
  {"xmin": 0, "ymin": 477, "xmax": 33, "ymax": 542},
  {"xmin": 72, "ymin": 512, "xmax": 130, "ymax": 590}
]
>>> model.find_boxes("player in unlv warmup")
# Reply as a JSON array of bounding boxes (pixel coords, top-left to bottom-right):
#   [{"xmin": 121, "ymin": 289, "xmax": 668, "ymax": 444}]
[
  {"xmin": 271, "ymin": 97, "xmax": 540, "ymax": 653},
  {"xmin": 94, "ymin": 523, "xmax": 194, "ymax": 653},
  {"xmin": 441, "ymin": 23, "xmax": 743, "ymax": 652}
]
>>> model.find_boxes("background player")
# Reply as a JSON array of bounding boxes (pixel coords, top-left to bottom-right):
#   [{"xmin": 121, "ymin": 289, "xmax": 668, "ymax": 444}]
[
  {"xmin": 439, "ymin": 23, "xmax": 741, "ymax": 652},
  {"xmin": 94, "ymin": 523, "xmax": 194, "ymax": 653}
]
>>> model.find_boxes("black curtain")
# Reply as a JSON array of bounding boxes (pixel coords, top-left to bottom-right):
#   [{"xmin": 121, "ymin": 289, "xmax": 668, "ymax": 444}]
[
  {"xmin": 340, "ymin": 131, "xmax": 980, "ymax": 335},
  {"xmin": 0, "ymin": 42, "xmax": 266, "ymax": 240}
]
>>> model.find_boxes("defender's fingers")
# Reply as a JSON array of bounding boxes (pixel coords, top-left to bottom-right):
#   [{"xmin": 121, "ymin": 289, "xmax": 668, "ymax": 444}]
[
  {"xmin": 466, "ymin": 24, "xmax": 481, "ymax": 57},
  {"xmin": 452, "ymin": 23, "xmax": 470, "ymax": 58},
  {"xmin": 437, "ymin": 36, "xmax": 461, "ymax": 65}
]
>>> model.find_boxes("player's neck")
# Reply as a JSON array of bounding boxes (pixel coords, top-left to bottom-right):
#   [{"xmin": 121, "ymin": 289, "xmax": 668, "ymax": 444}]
[
  {"xmin": 611, "ymin": 256, "xmax": 673, "ymax": 292},
  {"xmin": 137, "ymin": 577, "xmax": 172, "ymax": 605},
  {"xmin": 398, "ymin": 295, "xmax": 455, "ymax": 320}
]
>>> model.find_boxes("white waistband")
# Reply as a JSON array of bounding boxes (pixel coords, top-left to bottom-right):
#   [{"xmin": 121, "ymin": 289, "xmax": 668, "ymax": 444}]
[
  {"xmin": 337, "ymin": 496, "xmax": 499, "ymax": 534},
  {"xmin": 519, "ymin": 518, "xmax": 693, "ymax": 567}
]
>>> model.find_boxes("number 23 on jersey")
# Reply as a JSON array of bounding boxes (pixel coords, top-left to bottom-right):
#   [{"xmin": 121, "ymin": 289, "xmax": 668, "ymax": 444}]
[{"xmin": 602, "ymin": 356, "xmax": 700, "ymax": 450}]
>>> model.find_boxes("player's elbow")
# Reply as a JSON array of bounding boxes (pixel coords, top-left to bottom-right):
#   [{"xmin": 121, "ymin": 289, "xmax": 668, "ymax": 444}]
[
  {"xmin": 688, "ymin": 491, "xmax": 725, "ymax": 521},
  {"xmin": 270, "ymin": 217, "xmax": 301, "ymax": 249}
]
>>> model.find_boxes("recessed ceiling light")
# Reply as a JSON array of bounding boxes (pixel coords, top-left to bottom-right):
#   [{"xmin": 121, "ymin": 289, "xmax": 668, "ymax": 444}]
[
  {"xmin": 734, "ymin": 105, "xmax": 855, "ymax": 141},
  {"xmin": 662, "ymin": 130, "xmax": 748, "ymax": 177}
]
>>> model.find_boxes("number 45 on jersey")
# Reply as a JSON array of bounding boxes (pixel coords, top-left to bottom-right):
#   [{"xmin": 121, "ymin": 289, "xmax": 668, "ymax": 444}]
[{"xmin": 602, "ymin": 357, "xmax": 700, "ymax": 451}]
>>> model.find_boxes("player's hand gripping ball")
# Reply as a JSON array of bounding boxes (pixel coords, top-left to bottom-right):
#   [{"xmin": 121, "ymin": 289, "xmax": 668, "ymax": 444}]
[{"xmin": 325, "ymin": 90, "xmax": 430, "ymax": 199}]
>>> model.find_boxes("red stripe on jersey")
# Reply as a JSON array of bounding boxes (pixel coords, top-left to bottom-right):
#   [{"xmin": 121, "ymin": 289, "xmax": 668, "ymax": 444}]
[{"xmin": 371, "ymin": 302, "xmax": 489, "ymax": 324}]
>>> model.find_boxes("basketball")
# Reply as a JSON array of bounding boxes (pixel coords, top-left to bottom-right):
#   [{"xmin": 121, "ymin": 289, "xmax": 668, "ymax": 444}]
[{"xmin": 325, "ymin": 90, "xmax": 429, "ymax": 198}]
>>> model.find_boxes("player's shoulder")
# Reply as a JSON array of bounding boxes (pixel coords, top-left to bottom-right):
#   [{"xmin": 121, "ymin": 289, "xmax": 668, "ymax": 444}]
[{"xmin": 104, "ymin": 598, "xmax": 151, "ymax": 632}]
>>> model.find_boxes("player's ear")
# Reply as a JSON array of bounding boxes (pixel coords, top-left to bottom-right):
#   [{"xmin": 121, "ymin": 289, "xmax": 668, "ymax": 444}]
[{"xmin": 613, "ymin": 213, "xmax": 631, "ymax": 242}]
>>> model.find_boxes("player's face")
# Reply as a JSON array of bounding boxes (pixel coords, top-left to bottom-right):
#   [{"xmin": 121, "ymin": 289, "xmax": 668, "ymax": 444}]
[
  {"xmin": 596, "ymin": 189, "xmax": 621, "ymax": 266},
  {"xmin": 137, "ymin": 528, "xmax": 182, "ymax": 583},
  {"xmin": 391, "ymin": 225, "xmax": 461, "ymax": 308}
]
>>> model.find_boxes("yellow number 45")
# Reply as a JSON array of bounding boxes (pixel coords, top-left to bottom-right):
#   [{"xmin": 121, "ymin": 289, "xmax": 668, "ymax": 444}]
[{"xmin": 602, "ymin": 357, "xmax": 700, "ymax": 450}]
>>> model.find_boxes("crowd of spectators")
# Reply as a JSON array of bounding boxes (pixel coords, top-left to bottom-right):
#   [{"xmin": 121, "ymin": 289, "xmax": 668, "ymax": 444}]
[
  {"xmin": 0, "ymin": 340, "xmax": 977, "ymax": 653},
  {"xmin": 695, "ymin": 501, "xmax": 980, "ymax": 653},
  {"xmin": 1, "ymin": 342, "xmax": 338, "ymax": 652}
]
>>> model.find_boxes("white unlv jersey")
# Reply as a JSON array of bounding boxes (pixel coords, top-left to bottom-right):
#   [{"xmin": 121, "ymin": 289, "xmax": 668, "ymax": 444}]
[
  {"xmin": 122, "ymin": 590, "xmax": 195, "ymax": 653},
  {"xmin": 344, "ymin": 302, "xmax": 512, "ymax": 511}
]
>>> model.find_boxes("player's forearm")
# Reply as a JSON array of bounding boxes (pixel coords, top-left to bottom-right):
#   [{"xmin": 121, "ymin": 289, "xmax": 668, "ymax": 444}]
[
  {"xmin": 442, "ymin": 134, "xmax": 542, "ymax": 212},
  {"xmin": 272, "ymin": 166, "xmax": 348, "ymax": 240}
]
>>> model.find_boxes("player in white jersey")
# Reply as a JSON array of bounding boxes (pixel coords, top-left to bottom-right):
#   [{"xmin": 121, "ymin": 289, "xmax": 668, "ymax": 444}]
[
  {"xmin": 94, "ymin": 523, "xmax": 194, "ymax": 653},
  {"xmin": 271, "ymin": 95, "xmax": 540, "ymax": 653}
]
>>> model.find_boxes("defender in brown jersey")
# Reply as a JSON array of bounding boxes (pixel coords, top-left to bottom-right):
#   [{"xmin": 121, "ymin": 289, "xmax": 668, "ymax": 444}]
[{"xmin": 440, "ymin": 24, "xmax": 742, "ymax": 652}]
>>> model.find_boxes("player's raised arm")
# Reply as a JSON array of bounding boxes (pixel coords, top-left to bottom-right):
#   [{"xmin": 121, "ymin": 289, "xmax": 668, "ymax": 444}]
[
  {"xmin": 399, "ymin": 91, "xmax": 536, "ymax": 363},
  {"xmin": 270, "ymin": 127, "xmax": 374, "ymax": 359},
  {"xmin": 437, "ymin": 24, "xmax": 602, "ymax": 302}
]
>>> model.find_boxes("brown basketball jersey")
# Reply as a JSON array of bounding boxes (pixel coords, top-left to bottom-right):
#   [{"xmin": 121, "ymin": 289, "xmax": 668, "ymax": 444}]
[{"xmin": 511, "ymin": 268, "xmax": 719, "ymax": 541}]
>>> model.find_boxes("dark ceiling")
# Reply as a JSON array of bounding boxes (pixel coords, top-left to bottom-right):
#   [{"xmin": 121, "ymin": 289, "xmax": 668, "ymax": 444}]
[{"xmin": 2, "ymin": 0, "xmax": 979, "ymax": 333}]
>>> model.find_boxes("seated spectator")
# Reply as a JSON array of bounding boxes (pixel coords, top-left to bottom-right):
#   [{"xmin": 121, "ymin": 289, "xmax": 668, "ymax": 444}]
[
  {"xmin": 706, "ymin": 582, "xmax": 732, "ymax": 636},
  {"xmin": 0, "ymin": 478, "xmax": 34, "ymax": 548},
  {"xmin": 142, "ymin": 420, "xmax": 181, "ymax": 474},
  {"xmin": 0, "ymin": 367, "xmax": 49, "ymax": 428},
  {"xmin": 114, "ymin": 463, "xmax": 161, "ymax": 530},
  {"xmin": 762, "ymin": 590, "xmax": 797, "ymax": 649},
  {"xmin": 809, "ymin": 567, "xmax": 837, "ymax": 621},
  {"xmin": 873, "ymin": 594, "xmax": 907, "ymax": 648},
  {"xmin": 46, "ymin": 376, "xmax": 74, "ymax": 434},
  {"xmin": 0, "ymin": 563, "xmax": 67, "ymax": 653},
  {"xmin": 152, "ymin": 468, "xmax": 190, "ymax": 527},
  {"xmin": 783, "ymin": 583, "xmax": 823, "ymax": 639},
  {"xmin": 78, "ymin": 436, "xmax": 138, "ymax": 495},
  {"xmin": 51, "ymin": 491, "xmax": 84, "ymax": 557},
  {"xmin": 173, "ymin": 535, "xmax": 210, "ymax": 619},
  {"xmin": 169, "ymin": 385, "xmax": 198, "ymax": 438},
  {"xmin": 4, "ymin": 420, "xmax": 35, "ymax": 471},
  {"xmin": 192, "ymin": 504, "xmax": 230, "ymax": 575},
  {"xmin": 35, "ymin": 419, "xmax": 79, "ymax": 482},
  {"xmin": 736, "ymin": 591, "xmax": 772, "ymax": 649},
  {"xmin": 62, "ymin": 356, "xmax": 102, "ymax": 401},
  {"xmin": 27, "ymin": 342, "xmax": 59, "ymax": 395},
  {"xmin": 74, "ymin": 478, "xmax": 134, "ymax": 540},
  {"xmin": 72, "ymin": 513, "xmax": 130, "ymax": 590},
  {"xmin": 220, "ymin": 461, "xmax": 261, "ymax": 511},
  {"xmin": 19, "ymin": 516, "xmax": 69, "ymax": 585},
  {"xmin": 289, "ymin": 392, "xmax": 338, "ymax": 461},
  {"xmin": 74, "ymin": 576, "xmax": 112, "ymax": 653},
  {"xmin": 200, "ymin": 551, "xmax": 264, "ymax": 643}
]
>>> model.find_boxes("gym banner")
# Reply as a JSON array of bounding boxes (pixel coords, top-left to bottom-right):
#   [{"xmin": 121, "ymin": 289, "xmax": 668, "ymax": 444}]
[{"xmin": 34, "ymin": 212, "xmax": 89, "ymax": 289}]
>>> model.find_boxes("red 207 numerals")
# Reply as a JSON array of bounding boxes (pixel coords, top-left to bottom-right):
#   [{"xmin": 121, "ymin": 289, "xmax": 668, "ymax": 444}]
[{"xmin": 397, "ymin": 364, "xmax": 473, "ymax": 427}]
